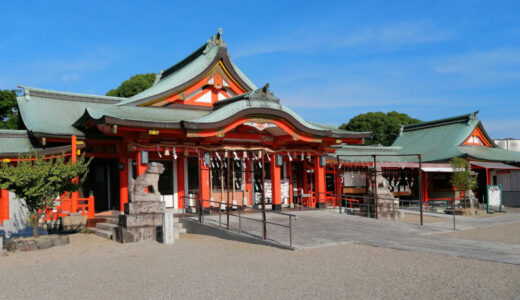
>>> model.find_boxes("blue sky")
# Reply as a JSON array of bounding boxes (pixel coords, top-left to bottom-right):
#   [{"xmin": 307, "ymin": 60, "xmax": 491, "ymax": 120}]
[{"xmin": 1, "ymin": 0, "xmax": 519, "ymax": 138}]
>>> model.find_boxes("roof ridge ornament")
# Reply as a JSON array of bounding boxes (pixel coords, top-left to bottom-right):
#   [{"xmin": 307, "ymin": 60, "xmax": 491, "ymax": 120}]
[
  {"xmin": 153, "ymin": 70, "xmax": 163, "ymax": 86},
  {"xmin": 248, "ymin": 83, "xmax": 279, "ymax": 103},
  {"xmin": 204, "ymin": 28, "xmax": 226, "ymax": 54}
]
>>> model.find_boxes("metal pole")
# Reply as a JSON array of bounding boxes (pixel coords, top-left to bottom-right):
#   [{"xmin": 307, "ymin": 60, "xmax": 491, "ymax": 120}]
[
  {"xmin": 418, "ymin": 154, "xmax": 423, "ymax": 226},
  {"xmin": 261, "ymin": 153, "xmax": 267, "ymax": 240},
  {"xmin": 227, "ymin": 156, "xmax": 231, "ymax": 230},
  {"xmin": 373, "ymin": 155, "xmax": 378, "ymax": 219},
  {"xmin": 453, "ymin": 198, "xmax": 456, "ymax": 230},
  {"xmin": 198, "ymin": 197, "xmax": 202, "ymax": 223}
]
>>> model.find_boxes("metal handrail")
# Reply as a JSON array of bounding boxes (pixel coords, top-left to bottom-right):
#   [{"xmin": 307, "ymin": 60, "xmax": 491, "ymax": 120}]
[{"xmin": 182, "ymin": 197, "xmax": 297, "ymax": 247}]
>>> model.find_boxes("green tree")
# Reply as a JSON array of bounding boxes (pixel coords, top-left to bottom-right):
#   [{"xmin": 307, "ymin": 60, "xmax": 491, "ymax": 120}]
[
  {"xmin": 106, "ymin": 73, "xmax": 156, "ymax": 98},
  {"xmin": 450, "ymin": 157, "xmax": 478, "ymax": 208},
  {"xmin": 0, "ymin": 89, "xmax": 19, "ymax": 129},
  {"xmin": 340, "ymin": 111, "xmax": 421, "ymax": 146},
  {"xmin": 0, "ymin": 153, "xmax": 92, "ymax": 237}
]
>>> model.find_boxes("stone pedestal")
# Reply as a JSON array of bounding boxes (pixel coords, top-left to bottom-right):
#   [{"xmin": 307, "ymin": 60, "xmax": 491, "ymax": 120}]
[{"xmin": 115, "ymin": 201, "xmax": 165, "ymax": 243}]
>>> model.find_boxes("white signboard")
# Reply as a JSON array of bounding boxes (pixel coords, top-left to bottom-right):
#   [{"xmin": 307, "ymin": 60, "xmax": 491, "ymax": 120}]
[
  {"xmin": 281, "ymin": 179, "xmax": 290, "ymax": 202},
  {"xmin": 343, "ymin": 171, "xmax": 366, "ymax": 187},
  {"xmin": 487, "ymin": 185, "xmax": 502, "ymax": 207},
  {"xmin": 264, "ymin": 179, "xmax": 272, "ymax": 201}
]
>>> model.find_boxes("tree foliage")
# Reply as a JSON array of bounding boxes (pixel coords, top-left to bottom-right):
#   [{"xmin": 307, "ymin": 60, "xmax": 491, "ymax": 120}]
[
  {"xmin": 0, "ymin": 89, "xmax": 19, "ymax": 129},
  {"xmin": 106, "ymin": 73, "xmax": 156, "ymax": 98},
  {"xmin": 0, "ymin": 153, "xmax": 92, "ymax": 236},
  {"xmin": 450, "ymin": 157, "xmax": 478, "ymax": 193},
  {"xmin": 340, "ymin": 111, "xmax": 421, "ymax": 146}
]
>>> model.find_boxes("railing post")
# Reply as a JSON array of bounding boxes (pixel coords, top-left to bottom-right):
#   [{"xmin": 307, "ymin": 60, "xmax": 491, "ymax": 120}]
[
  {"xmin": 238, "ymin": 208, "xmax": 241, "ymax": 235},
  {"xmin": 198, "ymin": 197, "xmax": 202, "ymax": 223},
  {"xmin": 219, "ymin": 206, "xmax": 222, "ymax": 229},
  {"xmin": 289, "ymin": 216, "xmax": 293, "ymax": 248}
]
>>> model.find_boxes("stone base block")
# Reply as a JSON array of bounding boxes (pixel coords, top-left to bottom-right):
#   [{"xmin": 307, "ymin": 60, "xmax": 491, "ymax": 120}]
[
  {"xmin": 124, "ymin": 201, "xmax": 165, "ymax": 214},
  {"xmin": 4, "ymin": 235, "xmax": 70, "ymax": 252},
  {"xmin": 115, "ymin": 226, "xmax": 161, "ymax": 243},
  {"xmin": 119, "ymin": 213, "xmax": 164, "ymax": 227},
  {"xmin": 61, "ymin": 214, "xmax": 88, "ymax": 231},
  {"xmin": 132, "ymin": 193, "xmax": 161, "ymax": 202}
]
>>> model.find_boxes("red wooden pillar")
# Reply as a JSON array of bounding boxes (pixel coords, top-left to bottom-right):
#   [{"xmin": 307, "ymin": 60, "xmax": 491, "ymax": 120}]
[
  {"xmin": 271, "ymin": 154, "xmax": 282, "ymax": 211},
  {"xmin": 245, "ymin": 159, "xmax": 252, "ymax": 206},
  {"xmin": 119, "ymin": 153, "xmax": 128, "ymax": 212},
  {"xmin": 315, "ymin": 155, "xmax": 326, "ymax": 208},
  {"xmin": 422, "ymin": 171, "xmax": 429, "ymax": 205},
  {"xmin": 199, "ymin": 153, "xmax": 210, "ymax": 208},
  {"xmin": 303, "ymin": 160, "xmax": 308, "ymax": 194},
  {"xmin": 136, "ymin": 151, "xmax": 147, "ymax": 176},
  {"xmin": 287, "ymin": 159, "xmax": 293, "ymax": 206},
  {"xmin": 177, "ymin": 153, "xmax": 185, "ymax": 209},
  {"xmin": 486, "ymin": 168, "xmax": 491, "ymax": 185},
  {"xmin": 0, "ymin": 189, "xmax": 9, "ymax": 224},
  {"xmin": 71, "ymin": 135, "xmax": 79, "ymax": 213}
]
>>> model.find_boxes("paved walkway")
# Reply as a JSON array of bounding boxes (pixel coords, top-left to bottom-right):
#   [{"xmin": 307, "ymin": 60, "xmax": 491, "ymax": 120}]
[{"xmin": 195, "ymin": 210, "xmax": 520, "ymax": 265}]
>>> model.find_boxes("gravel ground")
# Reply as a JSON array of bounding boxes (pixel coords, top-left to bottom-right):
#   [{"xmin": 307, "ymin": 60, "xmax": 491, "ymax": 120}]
[
  {"xmin": 437, "ymin": 221, "xmax": 520, "ymax": 245},
  {"xmin": 1, "ymin": 233, "xmax": 519, "ymax": 300}
]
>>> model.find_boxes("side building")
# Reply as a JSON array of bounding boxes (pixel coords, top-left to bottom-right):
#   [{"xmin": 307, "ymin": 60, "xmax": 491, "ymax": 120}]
[{"xmin": 331, "ymin": 112, "xmax": 520, "ymax": 207}]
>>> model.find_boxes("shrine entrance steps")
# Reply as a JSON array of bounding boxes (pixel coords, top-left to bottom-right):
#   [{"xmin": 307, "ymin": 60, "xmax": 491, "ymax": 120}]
[{"xmin": 88, "ymin": 210, "xmax": 187, "ymax": 241}]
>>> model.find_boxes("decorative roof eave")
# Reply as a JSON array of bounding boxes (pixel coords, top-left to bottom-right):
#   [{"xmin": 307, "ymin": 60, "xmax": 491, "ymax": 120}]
[
  {"xmin": 73, "ymin": 109, "xmax": 183, "ymax": 130},
  {"xmin": 0, "ymin": 145, "xmax": 84, "ymax": 159},
  {"xmin": 121, "ymin": 47, "xmax": 255, "ymax": 107},
  {"xmin": 180, "ymin": 107, "xmax": 371, "ymax": 139}
]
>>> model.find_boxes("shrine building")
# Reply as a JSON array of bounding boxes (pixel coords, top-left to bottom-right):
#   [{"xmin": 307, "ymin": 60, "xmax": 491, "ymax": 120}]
[{"xmin": 0, "ymin": 30, "xmax": 370, "ymax": 224}]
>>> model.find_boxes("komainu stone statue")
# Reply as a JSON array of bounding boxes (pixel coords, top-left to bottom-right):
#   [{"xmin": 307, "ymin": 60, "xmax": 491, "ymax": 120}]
[
  {"xmin": 129, "ymin": 162, "xmax": 165, "ymax": 202},
  {"xmin": 369, "ymin": 166, "xmax": 404, "ymax": 219},
  {"xmin": 116, "ymin": 162, "xmax": 166, "ymax": 243}
]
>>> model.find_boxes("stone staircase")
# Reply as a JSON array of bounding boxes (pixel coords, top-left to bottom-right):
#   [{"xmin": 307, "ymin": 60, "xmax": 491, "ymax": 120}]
[{"xmin": 89, "ymin": 210, "xmax": 186, "ymax": 241}]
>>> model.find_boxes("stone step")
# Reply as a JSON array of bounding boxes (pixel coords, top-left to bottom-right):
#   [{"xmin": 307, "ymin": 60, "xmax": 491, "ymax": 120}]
[
  {"xmin": 97, "ymin": 222, "xmax": 118, "ymax": 231},
  {"xmin": 177, "ymin": 227, "xmax": 187, "ymax": 234},
  {"xmin": 90, "ymin": 228, "xmax": 113, "ymax": 240},
  {"xmin": 95, "ymin": 210, "xmax": 121, "ymax": 217},
  {"xmin": 103, "ymin": 217, "xmax": 119, "ymax": 225}
]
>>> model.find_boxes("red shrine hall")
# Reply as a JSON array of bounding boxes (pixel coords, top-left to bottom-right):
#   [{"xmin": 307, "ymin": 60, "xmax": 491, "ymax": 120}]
[{"xmin": 0, "ymin": 30, "xmax": 370, "ymax": 223}]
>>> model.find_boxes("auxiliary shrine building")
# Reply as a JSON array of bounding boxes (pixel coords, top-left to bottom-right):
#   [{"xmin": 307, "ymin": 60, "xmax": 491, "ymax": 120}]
[{"xmin": 0, "ymin": 31, "xmax": 370, "ymax": 223}]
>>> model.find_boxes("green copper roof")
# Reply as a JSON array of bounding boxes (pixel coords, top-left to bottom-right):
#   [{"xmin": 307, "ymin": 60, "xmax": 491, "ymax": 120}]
[
  {"xmin": 392, "ymin": 112, "xmax": 520, "ymax": 163},
  {"xmin": 392, "ymin": 116, "xmax": 475, "ymax": 162},
  {"xmin": 117, "ymin": 31, "xmax": 257, "ymax": 106},
  {"xmin": 20, "ymin": 86, "xmax": 125, "ymax": 103},
  {"xmin": 330, "ymin": 145, "xmax": 414, "ymax": 163},
  {"xmin": 0, "ymin": 130, "xmax": 36, "ymax": 154},
  {"xmin": 17, "ymin": 95, "xmax": 107, "ymax": 137},
  {"xmin": 459, "ymin": 146, "xmax": 520, "ymax": 162},
  {"xmin": 80, "ymin": 105, "xmax": 209, "ymax": 126},
  {"xmin": 0, "ymin": 130, "xmax": 75, "ymax": 157},
  {"xmin": 183, "ymin": 88, "xmax": 371, "ymax": 138}
]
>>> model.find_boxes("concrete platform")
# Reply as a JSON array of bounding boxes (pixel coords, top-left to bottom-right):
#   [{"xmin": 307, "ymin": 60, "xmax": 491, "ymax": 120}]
[{"xmin": 191, "ymin": 210, "xmax": 520, "ymax": 265}]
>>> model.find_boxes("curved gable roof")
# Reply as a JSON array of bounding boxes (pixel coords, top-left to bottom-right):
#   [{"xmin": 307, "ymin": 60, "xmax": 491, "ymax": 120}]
[{"xmin": 116, "ymin": 31, "xmax": 257, "ymax": 107}]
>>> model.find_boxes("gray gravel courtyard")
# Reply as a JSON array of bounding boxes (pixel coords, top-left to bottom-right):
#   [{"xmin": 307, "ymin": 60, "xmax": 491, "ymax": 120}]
[
  {"xmin": 195, "ymin": 209, "xmax": 520, "ymax": 264},
  {"xmin": 1, "ymin": 233, "xmax": 520, "ymax": 299}
]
